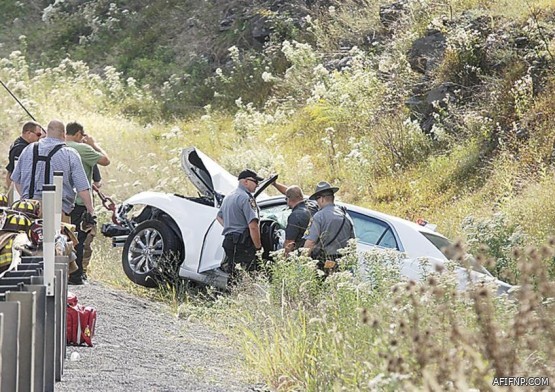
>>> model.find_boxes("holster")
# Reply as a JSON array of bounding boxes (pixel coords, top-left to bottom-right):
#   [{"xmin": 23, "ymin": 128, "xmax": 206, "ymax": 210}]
[{"xmin": 226, "ymin": 228, "xmax": 252, "ymax": 246}]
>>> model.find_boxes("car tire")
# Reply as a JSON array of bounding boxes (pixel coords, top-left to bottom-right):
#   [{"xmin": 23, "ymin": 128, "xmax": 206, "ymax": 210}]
[
  {"xmin": 122, "ymin": 219, "xmax": 183, "ymax": 288},
  {"xmin": 260, "ymin": 219, "xmax": 280, "ymax": 260}
]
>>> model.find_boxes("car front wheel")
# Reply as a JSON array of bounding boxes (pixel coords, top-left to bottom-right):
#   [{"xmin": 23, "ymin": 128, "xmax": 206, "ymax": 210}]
[{"xmin": 122, "ymin": 219, "xmax": 182, "ymax": 288}]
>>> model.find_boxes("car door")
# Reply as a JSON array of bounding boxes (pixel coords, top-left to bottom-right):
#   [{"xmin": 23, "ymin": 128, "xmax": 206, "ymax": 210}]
[{"xmin": 347, "ymin": 210, "xmax": 402, "ymax": 252}]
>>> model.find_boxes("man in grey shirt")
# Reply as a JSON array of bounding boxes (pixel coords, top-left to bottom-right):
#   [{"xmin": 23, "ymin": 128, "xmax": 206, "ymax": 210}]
[
  {"xmin": 217, "ymin": 169, "xmax": 264, "ymax": 274},
  {"xmin": 304, "ymin": 181, "xmax": 355, "ymax": 271}
]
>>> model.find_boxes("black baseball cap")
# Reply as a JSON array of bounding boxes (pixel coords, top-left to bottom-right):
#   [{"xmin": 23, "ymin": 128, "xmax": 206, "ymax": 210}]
[{"xmin": 238, "ymin": 169, "xmax": 264, "ymax": 182}]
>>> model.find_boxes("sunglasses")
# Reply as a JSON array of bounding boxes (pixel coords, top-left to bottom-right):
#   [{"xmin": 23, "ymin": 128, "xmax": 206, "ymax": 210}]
[{"xmin": 246, "ymin": 178, "xmax": 259, "ymax": 185}]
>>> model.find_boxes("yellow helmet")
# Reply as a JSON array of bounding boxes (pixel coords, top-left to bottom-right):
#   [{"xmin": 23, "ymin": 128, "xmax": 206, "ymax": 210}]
[
  {"xmin": 0, "ymin": 194, "xmax": 8, "ymax": 207},
  {"xmin": 11, "ymin": 199, "xmax": 41, "ymax": 219}
]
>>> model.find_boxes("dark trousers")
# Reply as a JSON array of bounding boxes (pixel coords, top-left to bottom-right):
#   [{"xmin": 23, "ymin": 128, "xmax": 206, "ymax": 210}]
[
  {"xmin": 221, "ymin": 234, "xmax": 257, "ymax": 274},
  {"xmin": 312, "ymin": 251, "xmax": 341, "ymax": 276},
  {"xmin": 69, "ymin": 205, "xmax": 87, "ymax": 278}
]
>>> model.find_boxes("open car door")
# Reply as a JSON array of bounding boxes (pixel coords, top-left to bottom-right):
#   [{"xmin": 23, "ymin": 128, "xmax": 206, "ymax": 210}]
[{"xmin": 197, "ymin": 174, "xmax": 279, "ymax": 273}]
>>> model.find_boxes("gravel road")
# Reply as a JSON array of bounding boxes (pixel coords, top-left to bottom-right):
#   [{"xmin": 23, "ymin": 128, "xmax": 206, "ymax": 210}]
[{"xmin": 55, "ymin": 281, "xmax": 262, "ymax": 392}]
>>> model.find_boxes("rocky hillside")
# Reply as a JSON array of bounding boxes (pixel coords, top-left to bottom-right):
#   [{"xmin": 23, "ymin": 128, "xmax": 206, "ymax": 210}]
[
  {"xmin": 1, "ymin": 1, "xmax": 553, "ymax": 129},
  {"xmin": 2, "ymin": 1, "xmax": 555, "ymax": 254}
]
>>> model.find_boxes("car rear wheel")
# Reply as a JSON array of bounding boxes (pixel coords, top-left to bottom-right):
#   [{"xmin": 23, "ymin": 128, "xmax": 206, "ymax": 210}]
[
  {"xmin": 260, "ymin": 219, "xmax": 280, "ymax": 260},
  {"xmin": 122, "ymin": 219, "xmax": 182, "ymax": 288}
]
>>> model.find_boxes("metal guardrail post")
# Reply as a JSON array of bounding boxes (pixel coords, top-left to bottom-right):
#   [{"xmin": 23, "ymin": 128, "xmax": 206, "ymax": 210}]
[
  {"xmin": 6, "ymin": 291, "xmax": 37, "ymax": 392},
  {"xmin": 54, "ymin": 267, "xmax": 65, "ymax": 381},
  {"xmin": 0, "ymin": 301, "xmax": 20, "ymax": 392},
  {"xmin": 0, "ymin": 313, "xmax": 3, "ymax": 385},
  {"xmin": 42, "ymin": 184, "xmax": 56, "ymax": 297},
  {"xmin": 53, "ymin": 171, "xmax": 63, "ymax": 234},
  {"xmin": 23, "ymin": 284, "xmax": 47, "ymax": 392},
  {"xmin": 44, "ymin": 295, "xmax": 55, "ymax": 392},
  {"xmin": 55, "ymin": 258, "xmax": 68, "ymax": 374}
]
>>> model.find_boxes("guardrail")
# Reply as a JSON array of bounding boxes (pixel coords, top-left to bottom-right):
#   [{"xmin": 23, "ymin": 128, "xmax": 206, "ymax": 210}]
[{"xmin": 0, "ymin": 179, "xmax": 70, "ymax": 391}]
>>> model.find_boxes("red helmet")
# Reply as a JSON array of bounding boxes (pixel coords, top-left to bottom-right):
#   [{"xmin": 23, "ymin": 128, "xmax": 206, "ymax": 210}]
[{"xmin": 29, "ymin": 219, "xmax": 43, "ymax": 247}]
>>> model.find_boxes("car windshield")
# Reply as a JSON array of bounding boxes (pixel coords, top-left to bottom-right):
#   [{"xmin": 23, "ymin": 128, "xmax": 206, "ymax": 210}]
[
  {"xmin": 260, "ymin": 204, "xmax": 290, "ymax": 230},
  {"xmin": 420, "ymin": 232, "xmax": 451, "ymax": 258},
  {"xmin": 420, "ymin": 231, "xmax": 491, "ymax": 275}
]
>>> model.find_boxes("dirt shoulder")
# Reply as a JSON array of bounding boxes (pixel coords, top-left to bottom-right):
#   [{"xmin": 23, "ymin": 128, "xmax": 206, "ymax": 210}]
[{"xmin": 55, "ymin": 281, "xmax": 262, "ymax": 392}]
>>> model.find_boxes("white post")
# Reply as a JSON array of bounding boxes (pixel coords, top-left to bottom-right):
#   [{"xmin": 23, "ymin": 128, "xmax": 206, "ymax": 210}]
[
  {"xmin": 43, "ymin": 184, "xmax": 56, "ymax": 296},
  {"xmin": 53, "ymin": 171, "xmax": 63, "ymax": 233}
]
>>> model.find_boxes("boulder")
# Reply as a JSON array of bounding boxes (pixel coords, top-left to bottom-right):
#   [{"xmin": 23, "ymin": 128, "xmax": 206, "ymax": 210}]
[
  {"xmin": 379, "ymin": 0, "xmax": 408, "ymax": 29},
  {"xmin": 407, "ymin": 29, "xmax": 446, "ymax": 74}
]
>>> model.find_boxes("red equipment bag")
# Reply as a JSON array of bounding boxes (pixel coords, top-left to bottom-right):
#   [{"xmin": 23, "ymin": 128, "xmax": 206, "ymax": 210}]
[{"xmin": 66, "ymin": 292, "xmax": 97, "ymax": 347}]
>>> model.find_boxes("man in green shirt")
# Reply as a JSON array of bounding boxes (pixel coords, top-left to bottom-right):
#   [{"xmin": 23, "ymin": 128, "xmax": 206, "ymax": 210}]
[{"xmin": 66, "ymin": 122, "xmax": 111, "ymax": 285}]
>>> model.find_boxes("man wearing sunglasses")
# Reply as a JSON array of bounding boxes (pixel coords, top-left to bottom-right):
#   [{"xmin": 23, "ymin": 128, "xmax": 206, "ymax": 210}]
[
  {"xmin": 216, "ymin": 169, "xmax": 264, "ymax": 275},
  {"xmin": 271, "ymin": 181, "xmax": 318, "ymax": 255},
  {"xmin": 5, "ymin": 121, "xmax": 43, "ymax": 191}
]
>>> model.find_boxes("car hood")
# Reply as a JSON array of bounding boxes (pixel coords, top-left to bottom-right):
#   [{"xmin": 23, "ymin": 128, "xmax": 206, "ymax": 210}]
[{"xmin": 180, "ymin": 147, "xmax": 270, "ymax": 202}]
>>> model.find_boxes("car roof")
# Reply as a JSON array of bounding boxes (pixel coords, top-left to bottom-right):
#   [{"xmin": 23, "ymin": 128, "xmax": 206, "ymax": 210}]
[{"xmin": 259, "ymin": 195, "xmax": 449, "ymax": 260}]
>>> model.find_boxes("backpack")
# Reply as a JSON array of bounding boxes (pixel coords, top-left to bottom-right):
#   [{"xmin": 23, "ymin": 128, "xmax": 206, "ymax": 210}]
[
  {"xmin": 29, "ymin": 143, "xmax": 65, "ymax": 199},
  {"xmin": 66, "ymin": 292, "xmax": 97, "ymax": 347}
]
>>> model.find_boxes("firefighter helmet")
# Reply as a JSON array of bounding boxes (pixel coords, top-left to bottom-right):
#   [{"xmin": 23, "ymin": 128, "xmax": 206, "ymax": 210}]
[
  {"xmin": 11, "ymin": 199, "xmax": 41, "ymax": 219},
  {"xmin": 0, "ymin": 194, "xmax": 8, "ymax": 207},
  {"xmin": 1, "ymin": 211, "xmax": 32, "ymax": 234}
]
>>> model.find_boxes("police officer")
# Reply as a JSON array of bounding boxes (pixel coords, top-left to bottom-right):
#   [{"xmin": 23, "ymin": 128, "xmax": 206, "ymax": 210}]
[
  {"xmin": 272, "ymin": 181, "xmax": 318, "ymax": 255},
  {"xmin": 303, "ymin": 181, "xmax": 355, "ymax": 271},
  {"xmin": 216, "ymin": 169, "xmax": 264, "ymax": 273}
]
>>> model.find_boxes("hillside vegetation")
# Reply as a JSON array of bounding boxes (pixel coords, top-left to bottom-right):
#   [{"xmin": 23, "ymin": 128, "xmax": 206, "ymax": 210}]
[{"xmin": 1, "ymin": 0, "xmax": 555, "ymax": 390}]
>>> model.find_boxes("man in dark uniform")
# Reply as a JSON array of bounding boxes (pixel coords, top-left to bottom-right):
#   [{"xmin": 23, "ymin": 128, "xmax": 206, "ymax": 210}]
[
  {"xmin": 272, "ymin": 181, "xmax": 318, "ymax": 255},
  {"xmin": 217, "ymin": 169, "xmax": 264, "ymax": 273},
  {"xmin": 304, "ymin": 181, "xmax": 355, "ymax": 271},
  {"xmin": 5, "ymin": 121, "xmax": 43, "ymax": 190}
]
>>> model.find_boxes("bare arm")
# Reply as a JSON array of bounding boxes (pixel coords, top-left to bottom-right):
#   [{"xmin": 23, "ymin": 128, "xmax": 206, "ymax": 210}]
[
  {"xmin": 249, "ymin": 220, "xmax": 262, "ymax": 250},
  {"xmin": 272, "ymin": 181, "xmax": 287, "ymax": 195},
  {"xmin": 304, "ymin": 239, "xmax": 316, "ymax": 252},
  {"xmin": 14, "ymin": 181, "xmax": 22, "ymax": 196},
  {"xmin": 78, "ymin": 189, "xmax": 95, "ymax": 215},
  {"xmin": 284, "ymin": 239, "xmax": 296, "ymax": 255},
  {"xmin": 216, "ymin": 215, "xmax": 224, "ymax": 226},
  {"xmin": 84, "ymin": 135, "xmax": 110, "ymax": 166},
  {"xmin": 5, "ymin": 172, "xmax": 11, "ymax": 189}
]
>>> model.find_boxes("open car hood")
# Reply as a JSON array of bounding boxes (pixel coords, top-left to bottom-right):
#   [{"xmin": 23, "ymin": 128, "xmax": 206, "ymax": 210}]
[
  {"xmin": 180, "ymin": 147, "xmax": 237, "ymax": 201},
  {"xmin": 180, "ymin": 147, "xmax": 272, "ymax": 203}
]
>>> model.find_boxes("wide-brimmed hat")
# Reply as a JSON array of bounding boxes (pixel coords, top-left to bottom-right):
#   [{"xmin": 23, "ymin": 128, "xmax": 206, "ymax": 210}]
[
  {"xmin": 238, "ymin": 169, "xmax": 264, "ymax": 183},
  {"xmin": 309, "ymin": 181, "xmax": 339, "ymax": 200}
]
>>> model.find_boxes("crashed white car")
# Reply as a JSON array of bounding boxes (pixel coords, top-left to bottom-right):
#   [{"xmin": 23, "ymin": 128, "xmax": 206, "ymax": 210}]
[{"xmin": 110, "ymin": 147, "xmax": 513, "ymax": 293}]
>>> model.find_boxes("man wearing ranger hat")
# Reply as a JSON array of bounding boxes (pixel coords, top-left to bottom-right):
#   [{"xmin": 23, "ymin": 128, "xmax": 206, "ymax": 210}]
[
  {"xmin": 216, "ymin": 169, "xmax": 264, "ymax": 274},
  {"xmin": 303, "ymin": 181, "xmax": 355, "ymax": 270}
]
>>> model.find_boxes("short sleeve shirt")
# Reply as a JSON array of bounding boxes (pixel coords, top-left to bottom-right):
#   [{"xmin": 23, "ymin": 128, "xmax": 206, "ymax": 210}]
[
  {"xmin": 66, "ymin": 141, "xmax": 103, "ymax": 206},
  {"xmin": 304, "ymin": 204, "xmax": 355, "ymax": 256},
  {"xmin": 5, "ymin": 137, "xmax": 29, "ymax": 173},
  {"xmin": 11, "ymin": 137, "xmax": 90, "ymax": 214},
  {"xmin": 217, "ymin": 183, "xmax": 259, "ymax": 236},
  {"xmin": 285, "ymin": 200, "xmax": 318, "ymax": 249}
]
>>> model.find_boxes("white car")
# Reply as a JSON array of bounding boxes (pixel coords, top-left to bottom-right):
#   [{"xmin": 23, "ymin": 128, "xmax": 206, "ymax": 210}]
[{"xmin": 109, "ymin": 147, "xmax": 513, "ymax": 293}]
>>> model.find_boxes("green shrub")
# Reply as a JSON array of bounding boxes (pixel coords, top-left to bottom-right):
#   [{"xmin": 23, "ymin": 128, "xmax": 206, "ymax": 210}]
[{"xmin": 461, "ymin": 212, "xmax": 525, "ymax": 283}]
